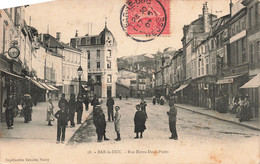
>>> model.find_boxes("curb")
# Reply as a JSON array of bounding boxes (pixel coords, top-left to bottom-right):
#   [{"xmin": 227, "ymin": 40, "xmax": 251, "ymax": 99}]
[
  {"xmin": 175, "ymin": 105, "xmax": 260, "ymax": 131},
  {"xmin": 67, "ymin": 111, "xmax": 93, "ymax": 145}
]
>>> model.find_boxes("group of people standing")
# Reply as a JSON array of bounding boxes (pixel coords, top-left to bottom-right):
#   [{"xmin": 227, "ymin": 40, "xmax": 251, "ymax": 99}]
[
  {"xmin": 48, "ymin": 93, "xmax": 90, "ymax": 144},
  {"xmin": 232, "ymin": 94, "xmax": 253, "ymax": 122},
  {"xmin": 3, "ymin": 94, "xmax": 33, "ymax": 130}
]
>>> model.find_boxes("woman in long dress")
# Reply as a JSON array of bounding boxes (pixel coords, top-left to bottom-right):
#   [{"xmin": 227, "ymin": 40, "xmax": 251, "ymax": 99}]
[{"xmin": 46, "ymin": 99, "xmax": 54, "ymax": 126}]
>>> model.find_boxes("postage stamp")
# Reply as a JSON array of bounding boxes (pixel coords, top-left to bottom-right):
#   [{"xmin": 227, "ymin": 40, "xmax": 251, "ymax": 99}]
[{"xmin": 120, "ymin": 0, "xmax": 170, "ymax": 42}]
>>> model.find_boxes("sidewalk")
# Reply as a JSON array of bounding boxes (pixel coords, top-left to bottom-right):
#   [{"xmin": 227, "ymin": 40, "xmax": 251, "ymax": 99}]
[
  {"xmin": 0, "ymin": 101, "xmax": 92, "ymax": 143},
  {"xmin": 175, "ymin": 103, "xmax": 260, "ymax": 131}
]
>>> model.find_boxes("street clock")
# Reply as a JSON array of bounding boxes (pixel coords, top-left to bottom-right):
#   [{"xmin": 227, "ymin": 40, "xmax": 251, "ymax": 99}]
[{"xmin": 8, "ymin": 46, "xmax": 20, "ymax": 59}]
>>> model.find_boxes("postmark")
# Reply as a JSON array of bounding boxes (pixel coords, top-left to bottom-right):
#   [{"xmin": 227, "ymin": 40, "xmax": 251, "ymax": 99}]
[{"xmin": 120, "ymin": 0, "xmax": 170, "ymax": 42}]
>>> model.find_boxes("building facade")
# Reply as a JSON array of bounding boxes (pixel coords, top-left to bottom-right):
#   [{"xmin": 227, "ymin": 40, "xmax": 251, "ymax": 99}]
[{"xmin": 70, "ymin": 25, "xmax": 117, "ymax": 98}]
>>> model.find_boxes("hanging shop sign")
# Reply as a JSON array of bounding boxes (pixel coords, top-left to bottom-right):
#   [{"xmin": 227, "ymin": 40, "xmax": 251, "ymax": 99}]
[{"xmin": 8, "ymin": 46, "xmax": 20, "ymax": 59}]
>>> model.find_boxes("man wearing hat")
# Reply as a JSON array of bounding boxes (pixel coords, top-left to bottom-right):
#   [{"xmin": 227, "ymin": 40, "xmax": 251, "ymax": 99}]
[
  {"xmin": 93, "ymin": 105, "xmax": 109, "ymax": 142},
  {"xmin": 114, "ymin": 106, "xmax": 121, "ymax": 141},
  {"xmin": 167, "ymin": 99, "xmax": 178, "ymax": 140}
]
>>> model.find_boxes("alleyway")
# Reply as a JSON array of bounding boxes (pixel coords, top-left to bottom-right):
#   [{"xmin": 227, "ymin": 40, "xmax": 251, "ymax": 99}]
[{"xmin": 0, "ymin": 99, "xmax": 259, "ymax": 164}]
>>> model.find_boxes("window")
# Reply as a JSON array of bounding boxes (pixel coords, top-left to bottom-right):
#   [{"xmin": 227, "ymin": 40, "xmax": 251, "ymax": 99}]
[
  {"xmin": 107, "ymin": 74, "xmax": 112, "ymax": 83},
  {"xmin": 257, "ymin": 41, "xmax": 260, "ymax": 62},
  {"xmin": 211, "ymin": 40, "xmax": 214, "ymax": 49},
  {"xmin": 250, "ymin": 44, "xmax": 254, "ymax": 64},
  {"xmin": 107, "ymin": 50, "xmax": 112, "ymax": 57},
  {"xmin": 206, "ymin": 57, "xmax": 209, "ymax": 75},
  {"xmin": 249, "ymin": 7, "xmax": 253, "ymax": 28},
  {"xmin": 97, "ymin": 62, "xmax": 100, "ymax": 68},
  {"xmin": 107, "ymin": 61, "xmax": 111, "ymax": 69},
  {"xmin": 81, "ymin": 38, "xmax": 86, "ymax": 45},
  {"xmin": 97, "ymin": 50, "xmax": 100, "ymax": 59},
  {"xmin": 216, "ymin": 35, "xmax": 219, "ymax": 48},
  {"xmin": 96, "ymin": 75, "xmax": 101, "ymax": 83},
  {"xmin": 242, "ymin": 20, "xmax": 245, "ymax": 30},
  {"xmin": 88, "ymin": 62, "xmax": 90, "ymax": 69},
  {"xmin": 242, "ymin": 38, "xmax": 246, "ymax": 63},
  {"xmin": 236, "ymin": 22, "xmax": 240, "ymax": 33},
  {"xmin": 256, "ymin": 3, "xmax": 259, "ymax": 27},
  {"xmin": 87, "ymin": 50, "xmax": 90, "ymax": 59}
]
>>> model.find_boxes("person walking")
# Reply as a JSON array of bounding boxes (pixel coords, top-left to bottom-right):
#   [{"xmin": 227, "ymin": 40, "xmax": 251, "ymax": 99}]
[
  {"xmin": 3, "ymin": 95, "xmax": 17, "ymax": 129},
  {"xmin": 134, "ymin": 104, "xmax": 146, "ymax": 139},
  {"xmin": 46, "ymin": 98, "xmax": 54, "ymax": 126},
  {"xmin": 23, "ymin": 94, "xmax": 33, "ymax": 123},
  {"xmin": 68, "ymin": 94, "xmax": 76, "ymax": 127},
  {"xmin": 167, "ymin": 99, "xmax": 178, "ymax": 140},
  {"xmin": 55, "ymin": 104, "xmax": 70, "ymax": 144},
  {"xmin": 152, "ymin": 96, "xmax": 156, "ymax": 105},
  {"xmin": 76, "ymin": 96, "xmax": 83, "ymax": 124},
  {"xmin": 93, "ymin": 105, "xmax": 109, "ymax": 142},
  {"xmin": 114, "ymin": 106, "xmax": 121, "ymax": 141},
  {"xmin": 106, "ymin": 96, "xmax": 114, "ymax": 122}
]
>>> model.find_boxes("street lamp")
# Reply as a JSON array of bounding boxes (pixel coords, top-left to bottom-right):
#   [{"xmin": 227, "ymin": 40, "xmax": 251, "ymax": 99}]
[{"xmin": 77, "ymin": 66, "xmax": 83, "ymax": 98}]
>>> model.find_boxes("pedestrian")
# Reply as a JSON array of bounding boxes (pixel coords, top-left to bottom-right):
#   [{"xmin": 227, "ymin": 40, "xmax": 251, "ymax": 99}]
[
  {"xmin": 167, "ymin": 99, "xmax": 178, "ymax": 140},
  {"xmin": 46, "ymin": 98, "xmax": 54, "ymax": 126},
  {"xmin": 83, "ymin": 94, "xmax": 89, "ymax": 111},
  {"xmin": 58, "ymin": 93, "xmax": 68, "ymax": 112},
  {"xmin": 119, "ymin": 94, "xmax": 122, "ymax": 100},
  {"xmin": 140, "ymin": 97, "xmax": 148, "ymax": 119},
  {"xmin": 23, "ymin": 94, "xmax": 33, "ymax": 123},
  {"xmin": 134, "ymin": 104, "xmax": 146, "ymax": 139},
  {"xmin": 106, "ymin": 96, "xmax": 114, "ymax": 121},
  {"xmin": 152, "ymin": 96, "xmax": 156, "ymax": 105},
  {"xmin": 91, "ymin": 94, "xmax": 99, "ymax": 110},
  {"xmin": 126, "ymin": 95, "xmax": 128, "ymax": 100},
  {"xmin": 68, "ymin": 94, "xmax": 76, "ymax": 127},
  {"xmin": 93, "ymin": 105, "xmax": 109, "ymax": 142},
  {"xmin": 54, "ymin": 104, "xmax": 70, "ymax": 144},
  {"xmin": 160, "ymin": 96, "xmax": 165, "ymax": 105},
  {"xmin": 157, "ymin": 97, "xmax": 160, "ymax": 105},
  {"xmin": 244, "ymin": 95, "xmax": 251, "ymax": 121},
  {"xmin": 76, "ymin": 95, "xmax": 83, "ymax": 124},
  {"xmin": 3, "ymin": 95, "xmax": 17, "ymax": 129},
  {"xmin": 114, "ymin": 106, "xmax": 121, "ymax": 141}
]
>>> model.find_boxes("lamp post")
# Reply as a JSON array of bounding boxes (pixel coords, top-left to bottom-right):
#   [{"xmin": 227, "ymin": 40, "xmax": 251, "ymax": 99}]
[{"xmin": 77, "ymin": 66, "xmax": 83, "ymax": 98}]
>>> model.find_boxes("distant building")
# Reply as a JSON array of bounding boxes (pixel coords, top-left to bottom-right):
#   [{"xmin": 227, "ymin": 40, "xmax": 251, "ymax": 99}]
[{"xmin": 70, "ymin": 24, "xmax": 118, "ymax": 98}]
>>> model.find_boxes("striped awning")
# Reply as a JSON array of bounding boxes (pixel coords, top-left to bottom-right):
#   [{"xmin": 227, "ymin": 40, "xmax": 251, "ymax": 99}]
[
  {"xmin": 38, "ymin": 81, "xmax": 54, "ymax": 90},
  {"xmin": 174, "ymin": 84, "xmax": 189, "ymax": 93},
  {"xmin": 30, "ymin": 79, "xmax": 46, "ymax": 90},
  {"xmin": 240, "ymin": 73, "xmax": 260, "ymax": 88},
  {"xmin": 48, "ymin": 84, "xmax": 59, "ymax": 91}
]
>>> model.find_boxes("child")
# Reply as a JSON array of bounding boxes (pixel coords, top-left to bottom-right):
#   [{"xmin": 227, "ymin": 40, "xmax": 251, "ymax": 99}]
[
  {"xmin": 55, "ymin": 104, "xmax": 70, "ymax": 144},
  {"xmin": 114, "ymin": 106, "xmax": 121, "ymax": 141},
  {"xmin": 167, "ymin": 99, "xmax": 178, "ymax": 140},
  {"xmin": 134, "ymin": 104, "xmax": 146, "ymax": 139},
  {"xmin": 93, "ymin": 105, "xmax": 109, "ymax": 142}
]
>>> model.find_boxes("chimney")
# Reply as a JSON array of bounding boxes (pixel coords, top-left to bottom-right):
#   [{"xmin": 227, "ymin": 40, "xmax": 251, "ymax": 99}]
[
  {"xmin": 56, "ymin": 32, "xmax": 61, "ymax": 41},
  {"xmin": 229, "ymin": 0, "xmax": 233, "ymax": 16},
  {"xmin": 203, "ymin": 2, "xmax": 210, "ymax": 33},
  {"xmin": 75, "ymin": 30, "xmax": 78, "ymax": 37}
]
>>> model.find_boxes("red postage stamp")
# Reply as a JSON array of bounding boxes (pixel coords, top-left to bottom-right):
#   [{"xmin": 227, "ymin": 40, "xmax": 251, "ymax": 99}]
[{"xmin": 120, "ymin": 0, "xmax": 170, "ymax": 42}]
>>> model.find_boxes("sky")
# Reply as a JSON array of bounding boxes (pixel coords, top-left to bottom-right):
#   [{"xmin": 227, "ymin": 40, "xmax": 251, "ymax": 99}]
[{"xmin": 20, "ymin": 0, "xmax": 236, "ymax": 57}]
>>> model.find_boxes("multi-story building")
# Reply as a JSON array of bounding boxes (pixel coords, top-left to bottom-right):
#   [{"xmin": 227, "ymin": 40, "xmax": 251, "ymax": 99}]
[
  {"xmin": 43, "ymin": 33, "xmax": 85, "ymax": 99},
  {"xmin": 70, "ymin": 24, "xmax": 117, "ymax": 98},
  {"xmin": 241, "ymin": 0, "xmax": 260, "ymax": 118},
  {"xmin": 181, "ymin": 2, "xmax": 217, "ymax": 105}
]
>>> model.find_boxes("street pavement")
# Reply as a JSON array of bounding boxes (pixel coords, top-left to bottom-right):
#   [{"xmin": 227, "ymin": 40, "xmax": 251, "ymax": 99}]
[{"xmin": 0, "ymin": 98, "xmax": 259, "ymax": 164}]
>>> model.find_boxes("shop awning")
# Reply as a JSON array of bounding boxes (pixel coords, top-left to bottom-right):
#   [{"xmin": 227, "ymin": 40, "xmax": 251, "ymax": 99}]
[
  {"xmin": 240, "ymin": 73, "xmax": 260, "ymax": 88},
  {"xmin": 0, "ymin": 69, "xmax": 24, "ymax": 79},
  {"xmin": 82, "ymin": 85, "xmax": 88, "ymax": 91},
  {"xmin": 38, "ymin": 81, "xmax": 54, "ymax": 91},
  {"xmin": 30, "ymin": 79, "xmax": 46, "ymax": 90},
  {"xmin": 216, "ymin": 74, "xmax": 245, "ymax": 85},
  {"xmin": 174, "ymin": 84, "xmax": 189, "ymax": 93},
  {"xmin": 48, "ymin": 84, "xmax": 59, "ymax": 91}
]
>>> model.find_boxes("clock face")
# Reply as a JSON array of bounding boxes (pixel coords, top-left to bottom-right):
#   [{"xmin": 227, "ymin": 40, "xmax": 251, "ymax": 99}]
[
  {"xmin": 106, "ymin": 36, "xmax": 112, "ymax": 46},
  {"xmin": 8, "ymin": 47, "xmax": 20, "ymax": 58}
]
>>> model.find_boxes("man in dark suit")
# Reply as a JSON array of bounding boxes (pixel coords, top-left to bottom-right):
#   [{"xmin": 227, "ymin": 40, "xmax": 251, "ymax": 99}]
[{"xmin": 106, "ymin": 96, "xmax": 114, "ymax": 121}]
